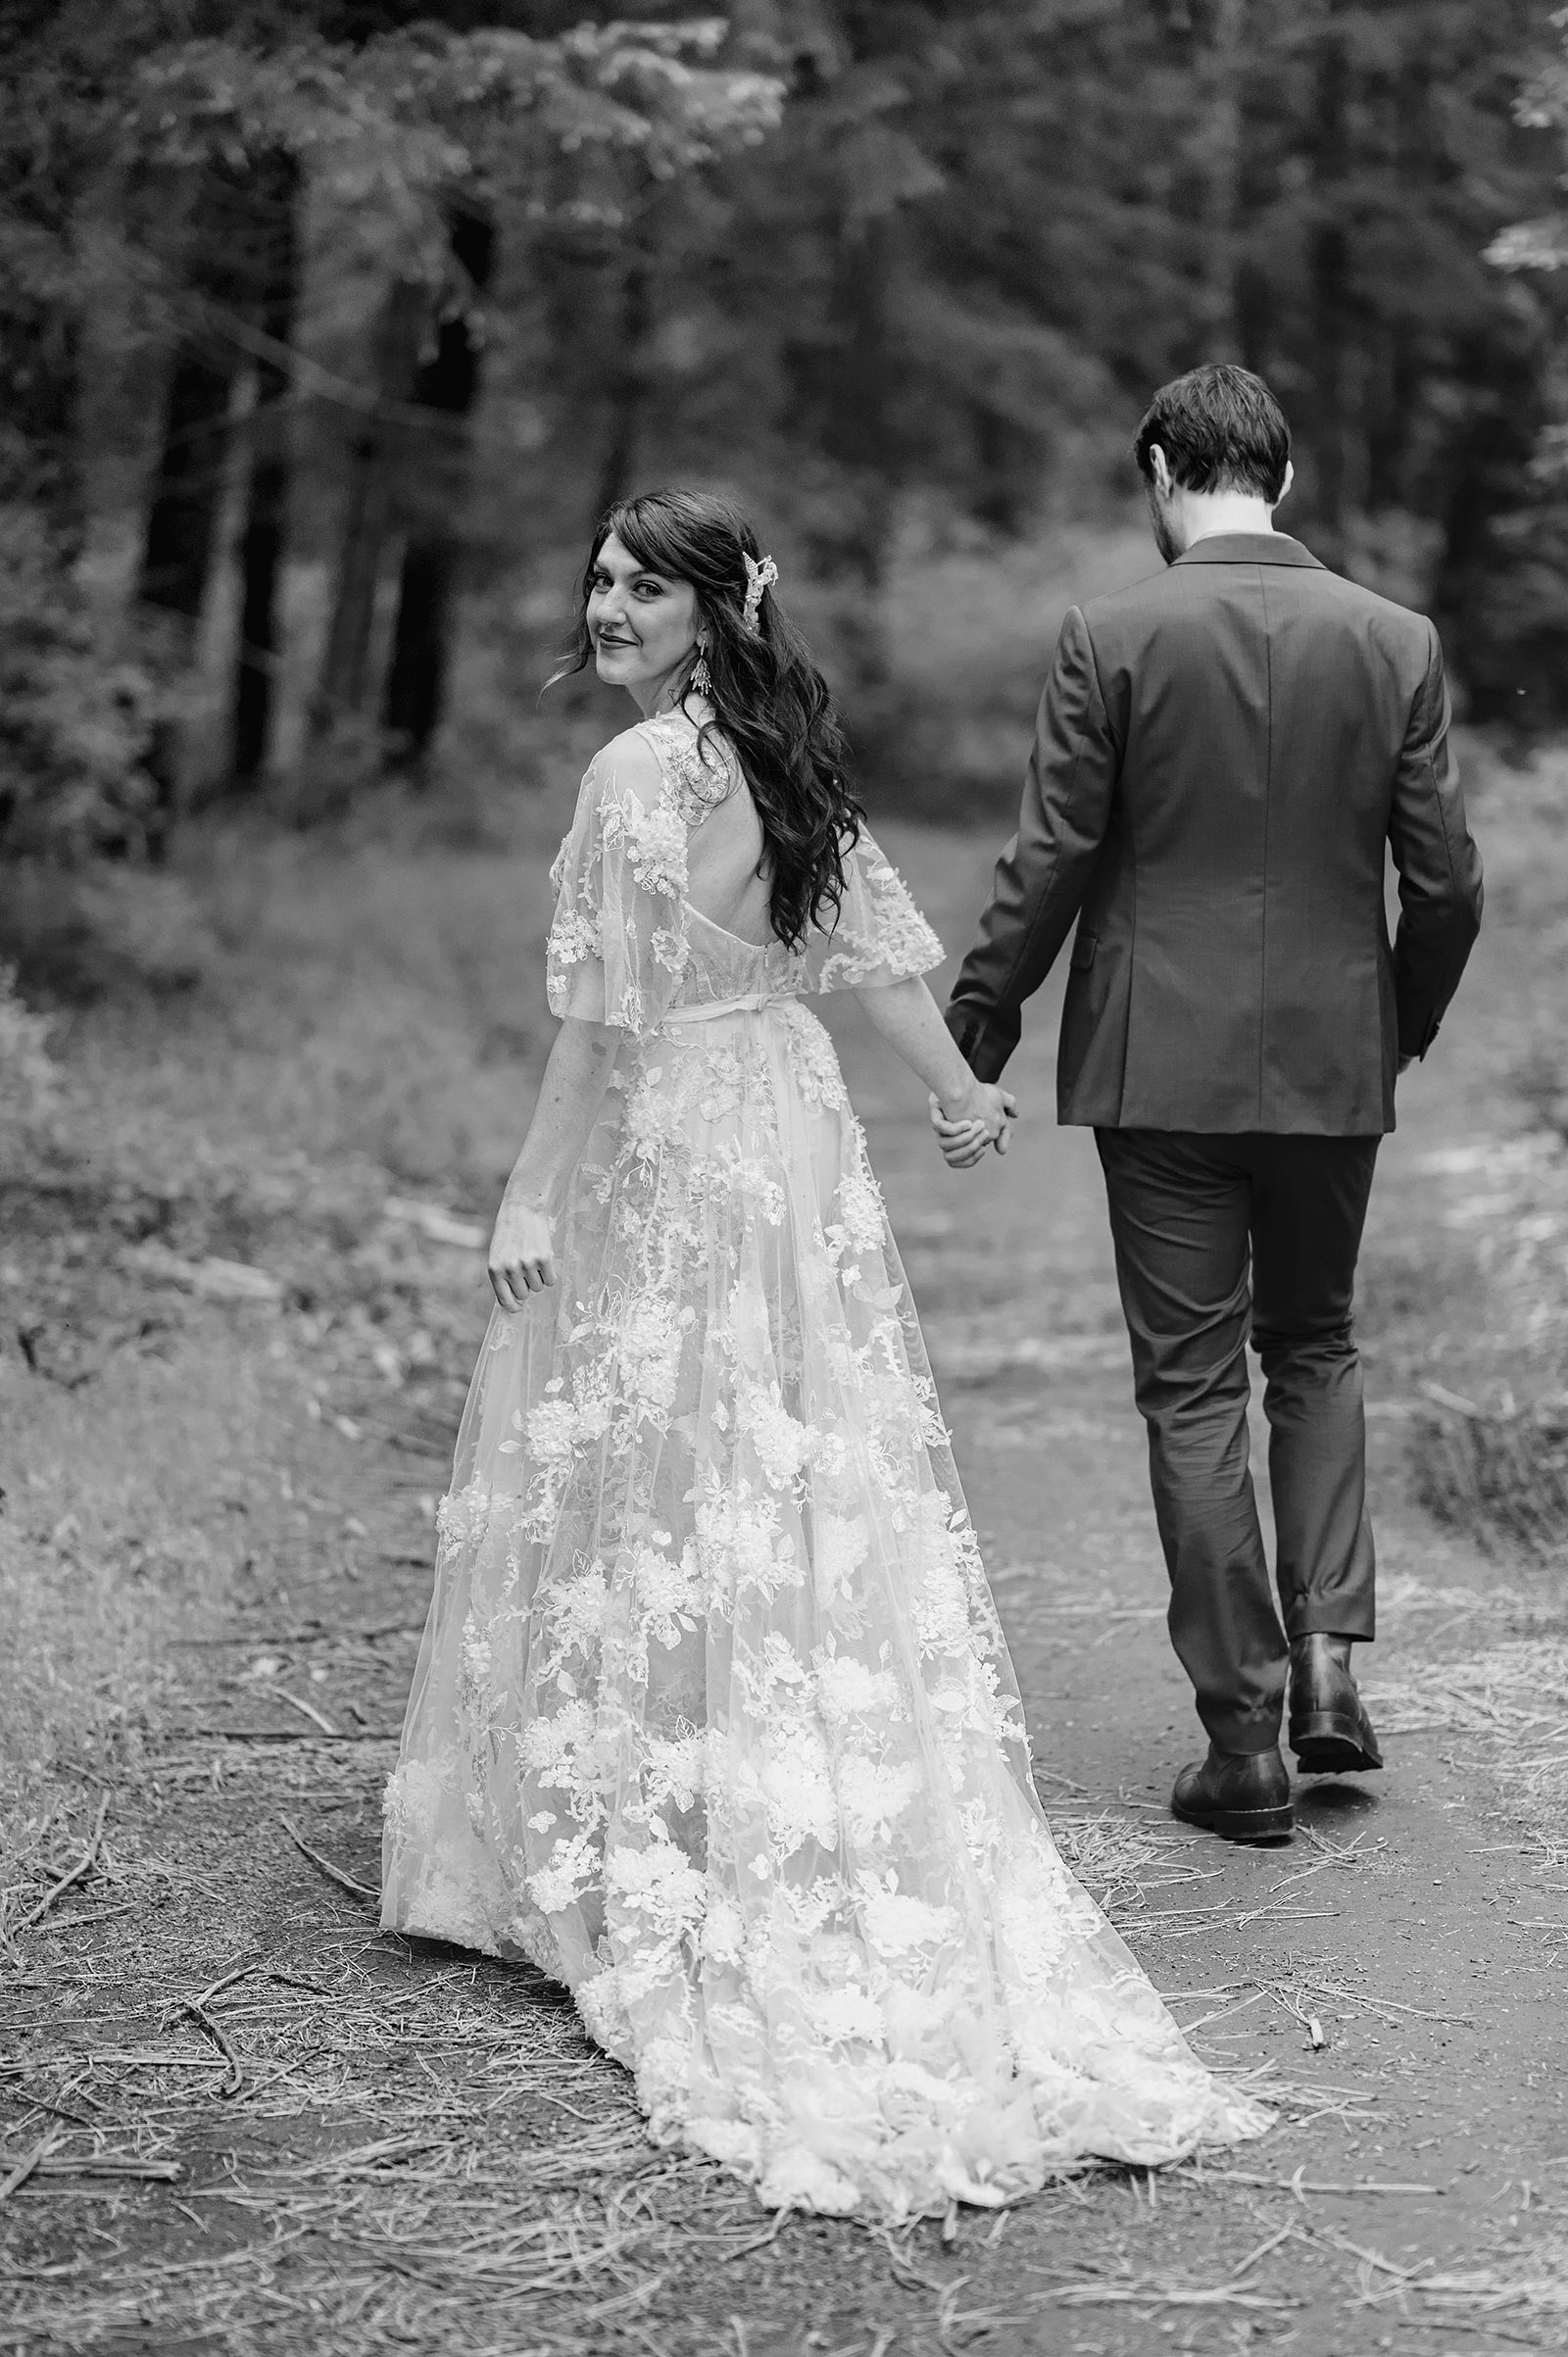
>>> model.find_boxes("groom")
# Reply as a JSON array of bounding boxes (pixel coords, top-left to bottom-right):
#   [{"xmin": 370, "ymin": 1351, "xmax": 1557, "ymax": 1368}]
[{"xmin": 939, "ymin": 364, "xmax": 1484, "ymax": 1842}]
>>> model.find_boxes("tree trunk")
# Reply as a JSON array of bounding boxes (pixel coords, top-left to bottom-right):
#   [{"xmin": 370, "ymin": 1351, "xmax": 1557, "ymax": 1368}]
[
  {"xmin": 136, "ymin": 336, "xmax": 235, "ymax": 848},
  {"xmin": 382, "ymin": 208, "xmax": 496, "ymax": 769},
  {"xmin": 592, "ymin": 251, "xmax": 653, "ymax": 523},
  {"xmin": 1306, "ymin": 0, "xmax": 1353, "ymax": 568},
  {"xmin": 382, "ymin": 540, "xmax": 456, "ymax": 759},
  {"xmin": 813, "ymin": 215, "xmax": 898, "ymax": 691},
  {"xmin": 231, "ymin": 152, "xmax": 301, "ymax": 785},
  {"xmin": 1197, "ymin": 0, "xmax": 1247, "ymax": 358},
  {"xmin": 381, "ymin": 534, "xmax": 455, "ymax": 754},
  {"xmin": 137, "ymin": 348, "xmax": 234, "ymax": 627},
  {"xmin": 309, "ymin": 277, "xmax": 427, "ymax": 742},
  {"xmin": 0, "ymin": 287, "xmax": 84, "ymax": 563},
  {"xmin": 137, "ymin": 158, "xmax": 267, "ymax": 632}
]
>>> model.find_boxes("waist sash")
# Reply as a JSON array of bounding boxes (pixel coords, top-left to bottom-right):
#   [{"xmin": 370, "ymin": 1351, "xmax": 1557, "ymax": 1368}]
[{"xmin": 663, "ymin": 994, "xmax": 776, "ymax": 1024}]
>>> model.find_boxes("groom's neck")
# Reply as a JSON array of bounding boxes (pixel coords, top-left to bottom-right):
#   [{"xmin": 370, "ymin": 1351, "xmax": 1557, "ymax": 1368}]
[{"xmin": 1170, "ymin": 489, "xmax": 1282, "ymax": 553}]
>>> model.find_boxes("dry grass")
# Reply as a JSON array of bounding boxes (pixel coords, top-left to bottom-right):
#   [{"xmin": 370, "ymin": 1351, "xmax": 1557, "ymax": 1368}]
[
  {"xmin": 0, "ymin": 1338, "xmax": 267, "ymax": 1804},
  {"xmin": 1, "ymin": 1764, "xmax": 1328, "ymax": 2355},
  {"xmin": 1414, "ymin": 1396, "xmax": 1568, "ymax": 1556},
  {"xmin": 1362, "ymin": 1640, "xmax": 1568, "ymax": 1859},
  {"xmin": 1345, "ymin": 2234, "xmax": 1568, "ymax": 2328},
  {"xmin": 0, "ymin": 812, "xmax": 563, "ymax": 1832},
  {"xmin": 1398, "ymin": 742, "xmax": 1568, "ymax": 1559},
  {"xmin": 1, "ymin": 1825, "xmax": 766, "ymax": 2354},
  {"xmin": 1049, "ymin": 1805, "xmax": 1218, "ymax": 1924}
]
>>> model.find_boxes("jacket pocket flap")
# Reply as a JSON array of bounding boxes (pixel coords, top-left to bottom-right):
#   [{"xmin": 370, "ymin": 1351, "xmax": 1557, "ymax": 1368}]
[{"xmin": 1069, "ymin": 928, "xmax": 1099, "ymax": 971}]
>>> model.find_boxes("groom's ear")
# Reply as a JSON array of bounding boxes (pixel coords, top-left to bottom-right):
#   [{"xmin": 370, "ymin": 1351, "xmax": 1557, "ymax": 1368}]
[
  {"xmin": 1148, "ymin": 444, "xmax": 1173, "ymax": 499},
  {"xmin": 1276, "ymin": 457, "xmax": 1295, "ymax": 508}
]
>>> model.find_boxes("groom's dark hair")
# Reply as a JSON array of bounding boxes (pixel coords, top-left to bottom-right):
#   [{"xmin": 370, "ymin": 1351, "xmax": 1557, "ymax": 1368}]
[{"xmin": 1134, "ymin": 364, "xmax": 1291, "ymax": 503}]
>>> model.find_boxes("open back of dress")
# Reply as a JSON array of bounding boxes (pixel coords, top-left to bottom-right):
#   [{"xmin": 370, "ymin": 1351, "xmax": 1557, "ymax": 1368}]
[{"xmin": 680, "ymin": 737, "xmax": 773, "ymax": 947}]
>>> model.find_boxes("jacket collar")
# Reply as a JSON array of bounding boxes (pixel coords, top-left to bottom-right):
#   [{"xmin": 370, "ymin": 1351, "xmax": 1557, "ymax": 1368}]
[{"xmin": 1173, "ymin": 532, "xmax": 1323, "ymax": 569}]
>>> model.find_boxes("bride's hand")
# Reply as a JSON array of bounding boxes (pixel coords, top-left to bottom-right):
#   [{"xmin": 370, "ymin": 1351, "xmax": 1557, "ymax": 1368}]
[
  {"xmin": 928, "ymin": 1084, "xmax": 1017, "ymax": 1169},
  {"xmin": 488, "ymin": 1194, "xmax": 557, "ymax": 1308}
]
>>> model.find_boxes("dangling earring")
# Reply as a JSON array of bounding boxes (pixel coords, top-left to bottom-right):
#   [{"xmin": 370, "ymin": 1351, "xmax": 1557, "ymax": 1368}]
[{"xmin": 690, "ymin": 641, "xmax": 713, "ymax": 699}]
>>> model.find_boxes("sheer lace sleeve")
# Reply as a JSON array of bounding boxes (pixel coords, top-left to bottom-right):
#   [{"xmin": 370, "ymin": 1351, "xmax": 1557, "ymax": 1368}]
[
  {"xmin": 798, "ymin": 826, "xmax": 945, "ymax": 996},
  {"xmin": 546, "ymin": 733, "xmax": 691, "ymax": 1032}
]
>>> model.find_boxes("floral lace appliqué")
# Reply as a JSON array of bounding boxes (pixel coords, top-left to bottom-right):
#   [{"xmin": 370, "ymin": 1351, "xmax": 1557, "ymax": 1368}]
[{"xmin": 383, "ymin": 721, "xmax": 1271, "ymax": 2222}]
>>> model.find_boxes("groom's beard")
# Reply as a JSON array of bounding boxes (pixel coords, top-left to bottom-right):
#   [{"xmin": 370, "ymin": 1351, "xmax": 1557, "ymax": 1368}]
[{"xmin": 1146, "ymin": 487, "xmax": 1183, "ymax": 566}]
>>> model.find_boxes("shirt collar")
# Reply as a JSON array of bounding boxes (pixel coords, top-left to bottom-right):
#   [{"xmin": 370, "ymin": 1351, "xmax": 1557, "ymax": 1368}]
[{"xmin": 1173, "ymin": 532, "xmax": 1324, "ymax": 569}]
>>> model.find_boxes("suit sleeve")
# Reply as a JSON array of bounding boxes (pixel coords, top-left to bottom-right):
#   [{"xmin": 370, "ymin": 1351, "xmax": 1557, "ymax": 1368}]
[
  {"xmin": 944, "ymin": 605, "xmax": 1119, "ymax": 1082},
  {"xmin": 1388, "ymin": 623, "xmax": 1484, "ymax": 1061}
]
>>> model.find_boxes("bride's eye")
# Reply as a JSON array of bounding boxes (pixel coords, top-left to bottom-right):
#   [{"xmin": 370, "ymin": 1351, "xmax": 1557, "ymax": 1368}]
[{"xmin": 631, "ymin": 578, "xmax": 664, "ymax": 600}]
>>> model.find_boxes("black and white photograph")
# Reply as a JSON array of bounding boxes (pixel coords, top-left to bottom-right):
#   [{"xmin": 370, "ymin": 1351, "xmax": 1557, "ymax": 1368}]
[{"xmin": 3, "ymin": 2, "xmax": 1568, "ymax": 2351}]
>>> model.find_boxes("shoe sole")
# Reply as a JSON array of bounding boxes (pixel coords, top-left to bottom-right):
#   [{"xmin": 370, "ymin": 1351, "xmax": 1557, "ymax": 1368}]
[
  {"xmin": 1290, "ymin": 1712, "xmax": 1383, "ymax": 1775},
  {"xmin": 1171, "ymin": 1795, "xmax": 1294, "ymax": 1844}
]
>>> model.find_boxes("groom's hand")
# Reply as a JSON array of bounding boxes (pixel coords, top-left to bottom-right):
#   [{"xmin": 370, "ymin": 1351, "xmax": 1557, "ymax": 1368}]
[{"xmin": 929, "ymin": 1086, "xmax": 1017, "ymax": 1169}]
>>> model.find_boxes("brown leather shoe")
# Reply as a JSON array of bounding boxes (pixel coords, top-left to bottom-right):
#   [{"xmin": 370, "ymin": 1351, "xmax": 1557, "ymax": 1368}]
[
  {"xmin": 1289, "ymin": 1634, "xmax": 1383, "ymax": 1773},
  {"xmin": 1171, "ymin": 1743, "xmax": 1293, "ymax": 1842}
]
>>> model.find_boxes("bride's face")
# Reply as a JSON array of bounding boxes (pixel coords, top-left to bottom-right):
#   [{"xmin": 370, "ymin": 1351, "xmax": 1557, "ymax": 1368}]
[{"xmin": 587, "ymin": 532, "xmax": 701, "ymax": 710}]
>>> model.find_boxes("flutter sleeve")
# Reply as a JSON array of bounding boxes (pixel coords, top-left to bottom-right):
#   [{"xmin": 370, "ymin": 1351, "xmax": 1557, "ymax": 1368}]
[
  {"xmin": 797, "ymin": 825, "xmax": 946, "ymax": 996},
  {"xmin": 546, "ymin": 733, "xmax": 691, "ymax": 1033}
]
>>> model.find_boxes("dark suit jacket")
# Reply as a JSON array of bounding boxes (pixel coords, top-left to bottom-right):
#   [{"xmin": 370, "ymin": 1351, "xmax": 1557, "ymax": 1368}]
[{"xmin": 945, "ymin": 532, "xmax": 1484, "ymax": 1134}]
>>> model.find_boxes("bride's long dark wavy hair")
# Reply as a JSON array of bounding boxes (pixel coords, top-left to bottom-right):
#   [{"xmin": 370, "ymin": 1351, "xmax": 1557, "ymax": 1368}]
[{"xmin": 553, "ymin": 488, "xmax": 863, "ymax": 951}]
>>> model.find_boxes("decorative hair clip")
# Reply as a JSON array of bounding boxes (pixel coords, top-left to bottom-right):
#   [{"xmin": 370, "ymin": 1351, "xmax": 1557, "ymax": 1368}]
[{"xmin": 743, "ymin": 552, "xmax": 779, "ymax": 631}]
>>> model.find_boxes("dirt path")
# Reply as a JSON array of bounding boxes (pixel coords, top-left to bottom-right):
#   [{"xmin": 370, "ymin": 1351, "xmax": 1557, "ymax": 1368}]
[
  {"xmin": 840, "ymin": 821, "xmax": 1568, "ymax": 2354},
  {"xmin": 5, "ymin": 814, "xmax": 1567, "ymax": 2357}
]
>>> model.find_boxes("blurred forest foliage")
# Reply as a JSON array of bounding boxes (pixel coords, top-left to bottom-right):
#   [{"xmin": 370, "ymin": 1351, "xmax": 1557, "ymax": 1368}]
[{"xmin": 4, "ymin": 0, "xmax": 1568, "ymax": 875}]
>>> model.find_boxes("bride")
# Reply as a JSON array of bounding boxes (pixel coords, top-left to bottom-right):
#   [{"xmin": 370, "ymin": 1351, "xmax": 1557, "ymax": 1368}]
[{"xmin": 381, "ymin": 488, "xmax": 1269, "ymax": 2215}]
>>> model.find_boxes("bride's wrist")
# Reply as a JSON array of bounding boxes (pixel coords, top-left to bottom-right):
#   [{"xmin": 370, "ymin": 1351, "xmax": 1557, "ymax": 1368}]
[{"xmin": 501, "ymin": 1180, "xmax": 551, "ymax": 1216}]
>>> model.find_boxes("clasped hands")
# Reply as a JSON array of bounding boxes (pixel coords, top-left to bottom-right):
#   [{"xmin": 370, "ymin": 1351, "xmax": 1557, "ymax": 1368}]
[{"xmin": 928, "ymin": 1079, "xmax": 1017, "ymax": 1170}]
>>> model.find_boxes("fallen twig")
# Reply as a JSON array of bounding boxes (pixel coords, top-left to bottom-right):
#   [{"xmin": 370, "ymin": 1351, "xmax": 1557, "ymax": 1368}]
[
  {"xmin": 164, "ymin": 1998, "xmax": 244, "ymax": 2099},
  {"xmin": 1262, "ymin": 1982, "xmax": 1326, "ymax": 2049},
  {"xmin": 0, "ymin": 2130, "xmax": 63, "ymax": 2209},
  {"xmin": 168, "ymin": 1619, "xmax": 421, "ymax": 1648},
  {"xmin": 280, "ymin": 1817, "xmax": 378, "ymax": 1904},
  {"xmin": 20, "ymin": 1793, "xmax": 110, "ymax": 1933},
  {"xmin": 1319, "ymin": 2229, "xmax": 1434, "ymax": 2284},
  {"xmin": 1227, "ymin": 2221, "xmax": 1301, "ymax": 2277},
  {"xmin": 31, "ymin": 2154, "xmax": 183, "ymax": 2183},
  {"xmin": 0, "ymin": 2076, "xmax": 97, "ymax": 2132},
  {"xmin": 1200, "ymin": 2170, "xmax": 1444, "ymax": 2197},
  {"xmin": 1306, "ymin": 1978, "xmax": 1474, "ymax": 2029},
  {"xmin": 88, "ymin": 2050, "xmax": 245, "ymax": 2071},
  {"xmin": 1032, "ymin": 2278, "xmax": 1290, "ymax": 2313},
  {"xmin": 29, "ymin": 1904, "xmax": 135, "ymax": 1936},
  {"xmin": 1420, "ymin": 1379, "xmax": 1488, "ymax": 1418},
  {"xmin": 1174, "ymin": 1989, "xmax": 1268, "ymax": 2034},
  {"xmin": 169, "ymin": 1726, "xmax": 399, "ymax": 1744},
  {"xmin": 274, "ymin": 1688, "xmax": 339, "ymax": 1737},
  {"xmin": 198, "ymin": 1957, "xmax": 267, "ymax": 2011}
]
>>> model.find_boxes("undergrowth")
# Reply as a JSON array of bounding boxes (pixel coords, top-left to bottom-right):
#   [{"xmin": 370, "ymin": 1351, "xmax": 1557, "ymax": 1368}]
[
  {"xmin": 0, "ymin": 800, "xmax": 577, "ymax": 1836},
  {"xmin": 1399, "ymin": 741, "xmax": 1568, "ymax": 1559}
]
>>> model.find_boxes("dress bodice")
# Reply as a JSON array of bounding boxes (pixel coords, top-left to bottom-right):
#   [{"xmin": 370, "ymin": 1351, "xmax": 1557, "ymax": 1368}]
[
  {"xmin": 675, "ymin": 903, "xmax": 798, "ymax": 1009},
  {"xmin": 546, "ymin": 711, "xmax": 945, "ymax": 1036}
]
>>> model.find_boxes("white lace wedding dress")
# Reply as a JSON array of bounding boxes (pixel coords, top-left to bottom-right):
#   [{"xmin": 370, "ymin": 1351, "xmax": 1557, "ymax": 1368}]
[{"xmin": 381, "ymin": 710, "xmax": 1269, "ymax": 2216}]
